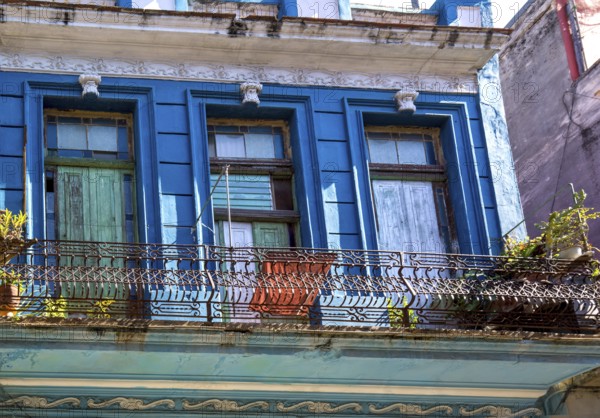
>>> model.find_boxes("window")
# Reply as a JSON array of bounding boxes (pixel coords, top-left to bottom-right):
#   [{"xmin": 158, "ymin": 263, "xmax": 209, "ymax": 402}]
[
  {"xmin": 366, "ymin": 126, "xmax": 454, "ymax": 253},
  {"xmin": 44, "ymin": 110, "xmax": 136, "ymax": 243},
  {"xmin": 207, "ymin": 119, "xmax": 298, "ymax": 248}
]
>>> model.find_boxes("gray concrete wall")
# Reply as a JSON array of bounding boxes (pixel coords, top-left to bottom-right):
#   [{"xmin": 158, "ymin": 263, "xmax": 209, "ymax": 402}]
[{"xmin": 499, "ymin": 0, "xmax": 600, "ymax": 245}]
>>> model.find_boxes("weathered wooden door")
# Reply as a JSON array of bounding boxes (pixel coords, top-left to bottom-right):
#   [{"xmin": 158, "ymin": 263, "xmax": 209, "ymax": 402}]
[
  {"xmin": 56, "ymin": 166, "xmax": 127, "ymax": 244},
  {"xmin": 56, "ymin": 166, "xmax": 130, "ymax": 307},
  {"xmin": 372, "ymin": 180, "xmax": 445, "ymax": 253}
]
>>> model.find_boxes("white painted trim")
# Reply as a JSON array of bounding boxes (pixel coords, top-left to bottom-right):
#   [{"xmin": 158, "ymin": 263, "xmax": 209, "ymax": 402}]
[
  {"xmin": 0, "ymin": 51, "xmax": 478, "ymax": 93},
  {"xmin": 0, "ymin": 378, "xmax": 546, "ymax": 399}
]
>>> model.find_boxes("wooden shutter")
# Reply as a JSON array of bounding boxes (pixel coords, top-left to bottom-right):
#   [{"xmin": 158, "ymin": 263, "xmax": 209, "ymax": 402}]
[
  {"xmin": 57, "ymin": 167, "xmax": 126, "ymax": 244},
  {"xmin": 372, "ymin": 180, "xmax": 446, "ymax": 253},
  {"xmin": 253, "ymin": 222, "xmax": 290, "ymax": 248}
]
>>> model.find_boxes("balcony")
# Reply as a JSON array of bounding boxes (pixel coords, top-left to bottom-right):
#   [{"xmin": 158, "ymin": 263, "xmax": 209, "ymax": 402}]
[{"xmin": 2, "ymin": 240, "xmax": 599, "ymax": 333}]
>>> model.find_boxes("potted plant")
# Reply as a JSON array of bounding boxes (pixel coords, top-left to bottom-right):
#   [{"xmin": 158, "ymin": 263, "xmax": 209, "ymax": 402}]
[
  {"xmin": 0, "ymin": 272, "xmax": 23, "ymax": 317},
  {"xmin": 536, "ymin": 189, "xmax": 599, "ymax": 260},
  {"xmin": 249, "ymin": 250, "xmax": 337, "ymax": 316},
  {"xmin": 0, "ymin": 210, "xmax": 34, "ymax": 317}
]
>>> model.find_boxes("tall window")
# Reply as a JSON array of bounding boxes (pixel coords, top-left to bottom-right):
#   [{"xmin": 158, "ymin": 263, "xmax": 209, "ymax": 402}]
[
  {"xmin": 207, "ymin": 119, "xmax": 298, "ymax": 248},
  {"xmin": 366, "ymin": 126, "xmax": 454, "ymax": 253},
  {"xmin": 44, "ymin": 110, "xmax": 136, "ymax": 243}
]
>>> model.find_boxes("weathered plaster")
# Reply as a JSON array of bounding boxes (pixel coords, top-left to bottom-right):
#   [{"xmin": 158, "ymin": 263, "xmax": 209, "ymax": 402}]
[
  {"xmin": 500, "ymin": 0, "xmax": 600, "ymax": 244},
  {"xmin": 3, "ymin": 320, "xmax": 600, "ymax": 415},
  {"xmin": 478, "ymin": 55, "xmax": 526, "ymax": 240}
]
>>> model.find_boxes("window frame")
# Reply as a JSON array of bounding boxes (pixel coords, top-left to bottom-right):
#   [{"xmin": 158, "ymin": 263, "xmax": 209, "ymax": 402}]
[
  {"xmin": 43, "ymin": 109, "xmax": 138, "ymax": 243},
  {"xmin": 207, "ymin": 118, "xmax": 300, "ymax": 247},
  {"xmin": 365, "ymin": 125, "xmax": 457, "ymax": 253}
]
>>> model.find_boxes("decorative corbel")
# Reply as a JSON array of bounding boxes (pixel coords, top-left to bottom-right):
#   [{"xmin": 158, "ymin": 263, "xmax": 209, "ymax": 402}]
[
  {"xmin": 394, "ymin": 88, "xmax": 419, "ymax": 113},
  {"xmin": 78, "ymin": 73, "xmax": 101, "ymax": 98},
  {"xmin": 240, "ymin": 81, "xmax": 262, "ymax": 106}
]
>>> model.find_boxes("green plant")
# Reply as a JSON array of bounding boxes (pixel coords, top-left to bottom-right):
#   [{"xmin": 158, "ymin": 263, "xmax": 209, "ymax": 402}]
[
  {"xmin": 503, "ymin": 235, "xmax": 546, "ymax": 259},
  {"xmin": 0, "ymin": 271, "xmax": 22, "ymax": 286},
  {"xmin": 536, "ymin": 190, "xmax": 600, "ymax": 256},
  {"xmin": 387, "ymin": 297, "xmax": 417, "ymax": 329},
  {"xmin": 0, "ymin": 210, "xmax": 27, "ymax": 242}
]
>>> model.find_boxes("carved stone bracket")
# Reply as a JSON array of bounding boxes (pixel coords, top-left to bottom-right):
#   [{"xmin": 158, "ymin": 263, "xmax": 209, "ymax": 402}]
[
  {"xmin": 240, "ymin": 81, "xmax": 263, "ymax": 105},
  {"xmin": 78, "ymin": 73, "xmax": 101, "ymax": 98},
  {"xmin": 394, "ymin": 88, "xmax": 419, "ymax": 113}
]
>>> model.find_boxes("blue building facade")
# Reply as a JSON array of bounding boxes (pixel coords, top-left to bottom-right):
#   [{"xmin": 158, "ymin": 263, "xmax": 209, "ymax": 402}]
[
  {"xmin": 5, "ymin": 1, "xmax": 599, "ymax": 417},
  {"xmin": 0, "ymin": 0, "xmax": 522, "ymax": 257}
]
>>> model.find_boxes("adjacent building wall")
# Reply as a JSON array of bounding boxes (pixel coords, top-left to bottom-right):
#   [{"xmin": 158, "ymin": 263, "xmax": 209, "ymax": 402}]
[{"xmin": 500, "ymin": 0, "xmax": 600, "ymax": 242}]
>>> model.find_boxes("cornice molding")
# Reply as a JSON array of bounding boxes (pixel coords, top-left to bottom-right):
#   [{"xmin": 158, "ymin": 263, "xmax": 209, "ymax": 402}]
[
  {"xmin": 0, "ymin": 396, "xmax": 543, "ymax": 416},
  {"xmin": 0, "ymin": 52, "xmax": 478, "ymax": 94}
]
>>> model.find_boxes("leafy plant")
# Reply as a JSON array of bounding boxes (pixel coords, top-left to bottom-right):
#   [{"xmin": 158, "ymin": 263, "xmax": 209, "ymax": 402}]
[
  {"xmin": 387, "ymin": 297, "xmax": 417, "ymax": 329},
  {"xmin": 0, "ymin": 210, "xmax": 27, "ymax": 242},
  {"xmin": 503, "ymin": 235, "xmax": 545, "ymax": 259},
  {"xmin": 0, "ymin": 271, "xmax": 22, "ymax": 286},
  {"xmin": 536, "ymin": 190, "xmax": 600, "ymax": 256}
]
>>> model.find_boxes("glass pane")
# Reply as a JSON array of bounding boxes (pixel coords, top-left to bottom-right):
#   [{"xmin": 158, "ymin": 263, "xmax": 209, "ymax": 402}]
[
  {"xmin": 214, "ymin": 125, "xmax": 239, "ymax": 133},
  {"xmin": 88, "ymin": 125, "xmax": 118, "ymax": 152},
  {"xmin": 273, "ymin": 133, "xmax": 284, "ymax": 158},
  {"xmin": 92, "ymin": 151, "xmax": 117, "ymax": 160},
  {"xmin": 57, "ymin": 124, "xmax": 87, "ymax": 150},
  {"xmin": 425, "ymin": 141, "xmax": 437, "ymax": 164},
  {"xmin": 397, "ymin": 141, "xmax": 427, "ymax": 165},
  {"xmin": 91, "ymin": 118, "xmax": 115, "ymax": 126},
  {"xmin": 399, "ymin": 133, "xmax": 423, "ymax": 141},
  {"xmin": 369, "ymin": 140, "xmax": 398, "ymax": 164},
  {"xmin": 208, "ymin": 133, "xmax": 217, "ymax": 158},
  {"xmin": 57, "ymin": 117, "xmax": 81, "ymax": 124},
  {"xmin": 273, "ymin": 178, "xmax": 294, "ymax": 210},
  {"xmin": 215, "ymin": 133, "xmax": 245, "ymax": 158},
  {"xmin": 245, "ymin": 133, "xmax": 275, "ymax": 158},
  {"xmin": 366, "ymin": 131, "xmax": 391, "ymax": 140},
  {"xmin": 46, "ymin": 123, "xmax": 58, "ymax": 150},
  {"xmin": 45, "ymin": 170, "xmax": 55, "ymax": 240},
  {"xmin": 248, "ymin": 126, "xmax": 273, "ymax": 134},
  {"xmin": 117, "ymin": 127, "xmax": 129, "ymax": 153}
]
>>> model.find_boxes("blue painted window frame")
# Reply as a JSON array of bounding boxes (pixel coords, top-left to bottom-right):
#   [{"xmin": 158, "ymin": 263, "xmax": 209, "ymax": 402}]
[
  {"xmin": 24, "ymin": 80, "xmax": 159, "ymax": 244},
  {"xmin": 189, "ymin": 86, "xmax": 327, "ymax": 249},
  {"xmin": 345, "ymin": 97, "xmax": 492, "ymax": 255}
]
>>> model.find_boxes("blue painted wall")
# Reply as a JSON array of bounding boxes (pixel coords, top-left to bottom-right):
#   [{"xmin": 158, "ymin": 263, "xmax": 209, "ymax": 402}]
[{"xmin": 0, "ymin": 72, "xmax": 504, "ymax": 254}]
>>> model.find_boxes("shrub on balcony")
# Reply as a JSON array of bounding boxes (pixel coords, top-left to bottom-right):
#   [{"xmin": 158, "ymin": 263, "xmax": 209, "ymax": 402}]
[
  {"xmin": 0, "ymin": 210, "xmax": 31, "ymax": 317},
  {"xmin": 504, "ymin": 189, "xmax": 600, "ymax": 271}
]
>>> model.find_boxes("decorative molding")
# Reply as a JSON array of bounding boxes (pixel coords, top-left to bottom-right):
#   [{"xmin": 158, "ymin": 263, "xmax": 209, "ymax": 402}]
[
  {"xmin": 240, "ymin": 81, "xmax": 263, "ymax": 105},
  {"xmin": 0, "ymin": 396, "xmax": 80, "ymax": 409},
  {"xmin": 0, "ymin": 395, "xmax": 545, "ymax": 416},
  {"xmin": 459, "ymin": 406, "xmax": 543, "ymax": 417},
  {"xmin": 369, "ymin": 403, "xmax": 453, "ymax": 415},
  {"xmin": 0, "ymin": 52, "xmax": 478, "ymax": 94},
  {"xmin": 78, "ymin": 73, "xmax": 101, "ymax": 98},
  {"xmin": 394, "ymin": 88, "xmax": 419, "ymax": 113},
  {"xmin": 182, "ymin": 399, "xmax": 269, "ymax": 411},
  {"xmin": 276, "ymin": 401, "xmax": 363, "ymax": 413},
  {"xmin": 87, "ymin": 397, "xmax": 175, "ymax": 410}
]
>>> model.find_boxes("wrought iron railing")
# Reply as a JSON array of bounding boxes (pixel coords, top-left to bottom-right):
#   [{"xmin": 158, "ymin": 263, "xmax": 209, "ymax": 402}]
[{"xmin": 1, "ymin": 240, "xmax": 599, "ymax": 333}]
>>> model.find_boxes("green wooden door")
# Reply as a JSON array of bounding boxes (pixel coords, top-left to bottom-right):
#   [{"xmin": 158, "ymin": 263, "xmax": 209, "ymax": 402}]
[
  {"xmin": 56, "ymin": 166, "xmax": 130, "ymax": 310},
  {"xmin": 253, "ymin": 222, "xmax": 289, "ymax": 248},
  {"xmin": 56, "ymin": 166, "xmax": 126, "ymax": 244}
]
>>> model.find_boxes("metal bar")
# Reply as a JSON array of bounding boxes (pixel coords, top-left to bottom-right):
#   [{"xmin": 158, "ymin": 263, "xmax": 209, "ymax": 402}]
[{"xmin": 1, "ymin": 240, "xmax": 598, "ymax": 333}]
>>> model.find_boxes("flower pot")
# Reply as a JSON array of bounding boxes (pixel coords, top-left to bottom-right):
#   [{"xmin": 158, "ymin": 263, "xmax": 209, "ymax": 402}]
[
  {"xmin": 0, "ymin": 284, "xmax": 20, "ymax": 317},
  {"xmin": 249, "ymin": 251, "xmax": 337, "ymax": 316},
  {"xmin": 555, "ymin": 245, "xmax": 594, "ymax": 261}
]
